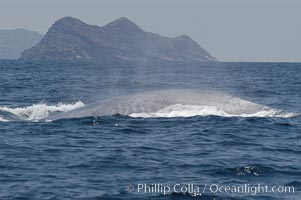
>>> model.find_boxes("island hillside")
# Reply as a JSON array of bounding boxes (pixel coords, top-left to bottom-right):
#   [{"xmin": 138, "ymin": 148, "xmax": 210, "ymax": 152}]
[{"xmin": 21, "ymin": 17, "xmax": 217, "ymax": 62}]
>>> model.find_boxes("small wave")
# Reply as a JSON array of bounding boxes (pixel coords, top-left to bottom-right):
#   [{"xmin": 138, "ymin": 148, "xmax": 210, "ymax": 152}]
[
  {"xmin": 0, "ymin": 101, "xmax": 85, "ymax": 122},
  {"xmin": 129, "ymin": 104, "xmax": 298, "ymax": 118},
  {"xmin": 234, "ymin": 165, "xmax": 273, "ymax": 177},
  {"xmin": 0, "ymin": 116, "xmax": 9, "ymax": 122}
]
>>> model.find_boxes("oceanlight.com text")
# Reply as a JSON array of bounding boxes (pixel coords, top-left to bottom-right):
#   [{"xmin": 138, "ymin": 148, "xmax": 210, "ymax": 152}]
[{"xmin": 126, "ymin": 183, "xmax": 295, "ymax": 196}]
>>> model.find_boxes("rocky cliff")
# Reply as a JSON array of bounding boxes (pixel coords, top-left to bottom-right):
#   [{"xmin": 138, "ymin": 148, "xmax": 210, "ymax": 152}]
[{"xmin": 21, "ymin": 17, "xmax": 217, "ymax": 62}]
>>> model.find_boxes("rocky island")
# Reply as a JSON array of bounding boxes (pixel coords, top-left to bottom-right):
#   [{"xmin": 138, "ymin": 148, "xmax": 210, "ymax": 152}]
[{"xmin": 21, "ymin": 17, "xmax": 217, "ymax": 62}]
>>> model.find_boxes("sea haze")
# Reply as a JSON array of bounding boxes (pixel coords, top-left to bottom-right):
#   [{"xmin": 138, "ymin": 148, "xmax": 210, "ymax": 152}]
[
  {"xmin": 0, "ymin": 29, "xmax": 43, "ymax": 59},
  {"xmin": 0, "ymin": 60, "xmax": 300, "ymax": 199}
]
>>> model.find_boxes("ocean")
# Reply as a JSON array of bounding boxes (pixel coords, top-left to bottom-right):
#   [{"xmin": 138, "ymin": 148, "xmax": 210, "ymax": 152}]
[{"xmin": 0, "ymin": 60, "xmax": 300, "ymax": 200}]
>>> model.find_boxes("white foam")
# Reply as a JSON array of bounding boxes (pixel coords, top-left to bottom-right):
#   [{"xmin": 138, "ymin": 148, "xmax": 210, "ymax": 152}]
[
  {"xmin": 129, "ymin": 104, "xmax": 298, "ymax": 118},
  {"xmin": 0, "ymin": 116, "xmax": 9, "ymax": 122},
  {"xmin": 0, "ymin": 101, "xmax": 85, "ymax": 122}
]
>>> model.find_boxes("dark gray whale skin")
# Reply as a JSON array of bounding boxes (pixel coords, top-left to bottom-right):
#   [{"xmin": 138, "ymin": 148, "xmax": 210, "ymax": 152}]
[{"xmin": 46, "ymin": 90, "xmax": 266, "ymax": 121}]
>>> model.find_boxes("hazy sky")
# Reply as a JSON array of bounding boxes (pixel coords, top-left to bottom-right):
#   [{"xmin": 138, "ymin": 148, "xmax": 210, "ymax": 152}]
[{"xmin": 1, "ymin": 0, "xmax": 300, "ymax": 62}]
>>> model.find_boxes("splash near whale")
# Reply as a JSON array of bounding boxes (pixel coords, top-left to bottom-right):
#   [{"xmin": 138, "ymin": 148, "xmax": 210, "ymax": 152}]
[{"xmin": 0, "ymin": 101, "xmax": 85, "ymax": 122}]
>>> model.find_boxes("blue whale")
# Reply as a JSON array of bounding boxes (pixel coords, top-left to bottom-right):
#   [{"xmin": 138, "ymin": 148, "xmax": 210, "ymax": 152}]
[{"xmin": 45, "ymin": 89, "xmax": 276, "ymax": 121}]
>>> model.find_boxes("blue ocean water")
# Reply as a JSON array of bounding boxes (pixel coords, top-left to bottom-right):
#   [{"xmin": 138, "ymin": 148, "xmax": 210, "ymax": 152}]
[{"xmin": 0, "ymin": 60, "xmax": 300, "ymax": 200}]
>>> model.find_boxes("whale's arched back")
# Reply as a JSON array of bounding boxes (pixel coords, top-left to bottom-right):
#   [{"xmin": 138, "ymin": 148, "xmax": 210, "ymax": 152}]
[{"xmin": 45, "ymin": 89, "xmax": 295, "ymax": 121}]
